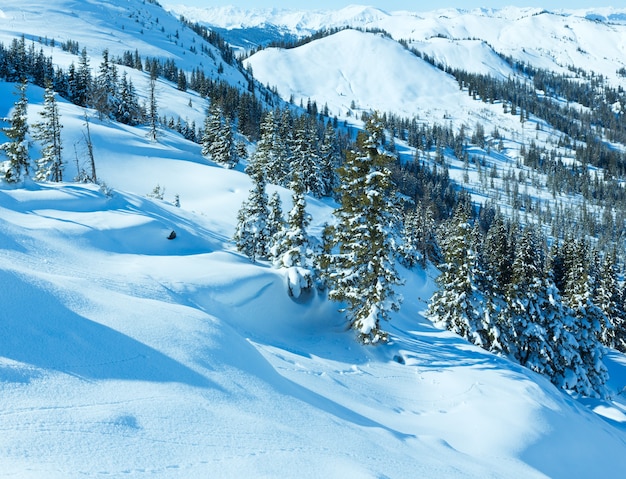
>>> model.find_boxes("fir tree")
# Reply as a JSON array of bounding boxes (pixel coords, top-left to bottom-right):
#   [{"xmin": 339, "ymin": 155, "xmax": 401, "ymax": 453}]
[
  {"xmin": 1, "ymin": 80, "xmax": 30, "ymax": 183},
  {"xmin": 289, "ymin": 117, "xmax": 324, "ymax": 197},
  {"xmin": 33, "ymin": 82, "xmax": 63, "ymax": 182},
  {"xmin": 537, "ymin": 264, "xmax": 583, "ymax": 393},
  {"xmin": 400, "ymin": 204, "xmax": 437, "ymax": 268},
  {"xmin": 325, "ymin": 113, "xmax": 404, "ymax": 344},
  {"xmin": 72, "ymin": 47, "xmax": 91, "ymax": 107},
  {"xmin": 266, "ymin": 191, "xmax": 285, "ymax": 251},
  {"xmin": 483, "ymin": 213, "xmax": 514, "ymax": 290},
  {"xmin": 233, "ymin": 171, "xmax": 270, "ymax": 262},
  {"xmin": 148, "ymin": 74, "xmax": 158, "ymax": 142},
  {"xmin": 561, "ymin": 239, "xmax": 609, "ymax": 397},
  {"xmin": 506, "ymin": 227, "xmax": 558, "ymax": 377},
  {"xmin": 614, "ymin": 281, "xmax": 626, "ymax": 353},
  {"xmin": 247, "ymin": 110, "xmax": 289, "ymax": 186},
  {"xmin": 92, "ymin": 49, "xmax": 118, "ymax": 120},
  {"xmin": 273, "ymin": 176, "xmax": 315, "ymax": 297},
  {"xmin": 202, "ymin": 102, "xmax": 236, "ymax": 168},
  {"xmin": 593, "ymin": 251, "xmax": 620, "ymax": 348},
  {"xmin": 428, "ymin": 206, "xmax": 491, "ymax": 348},
  {"xmin": 116, "ymin": 72, "xmax": 142, "ymax": 125},
  {"xmin": 319, "ymin": 122, "xmax": 340, "ymax": 197}
]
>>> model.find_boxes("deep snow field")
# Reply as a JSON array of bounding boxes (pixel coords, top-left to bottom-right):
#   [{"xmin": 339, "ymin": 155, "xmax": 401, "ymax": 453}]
[
  {"xmin": 2, "ymin": 0, "xmax": 626, "ymax": 477},
  {"xmin": 0, "ymin": 82, "xmax": 626, "ymax": 478}
]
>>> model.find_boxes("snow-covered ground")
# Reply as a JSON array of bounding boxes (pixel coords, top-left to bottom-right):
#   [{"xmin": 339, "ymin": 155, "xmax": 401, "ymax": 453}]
[
  {"xmin": 0, "ymin": 78, "xmax": 625, "ymax": 478},
  {"xmin": 2, "ymin": 1, "xmax": 626, "ymax": 477}
]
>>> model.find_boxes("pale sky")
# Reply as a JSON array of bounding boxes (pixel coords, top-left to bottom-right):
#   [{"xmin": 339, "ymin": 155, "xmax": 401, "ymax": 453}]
[{"xmin": 164, "ymin": 1, "xmax": 626, "ymax": 11}]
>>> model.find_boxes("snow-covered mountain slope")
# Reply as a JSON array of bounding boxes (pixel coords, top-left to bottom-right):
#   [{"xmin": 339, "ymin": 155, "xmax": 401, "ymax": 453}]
[
  {"xmin": 247, "ymin": 29, "xmax": 477, "ymax": 120},
  {"xmin": 0, "ymin": 0, "xmax": 246, "ymax": 86},
  {"xmin": 3, "ymin": 1, "xmax": 626, "ymax": 477},
  {"xmin": 243, "ymin": 27, "xmax": 535, "ymax": 145},
  {"xmin": 2, "ymin": 91, "xmax": 626, "ymax": 476},
  {"xmin": 164, "ymin": 4, "xmax": 390, "ymax": 36},
  {"xmin": 181, "ymin": 5, "xmax": 626, "ymax": 82}
]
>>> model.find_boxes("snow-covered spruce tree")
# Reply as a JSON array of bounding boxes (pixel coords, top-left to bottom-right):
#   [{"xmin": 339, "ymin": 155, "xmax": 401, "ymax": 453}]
[
  {"xmin": 505, "ymin": 227, "xmax": 561, "ymax": 378},
  {"xmin": 477, "ymin": 213, "xmax": 517, "ymax": 352},
  {"xmin": 1, "ymin": 79, "xmax": 30, "ymax": 183},
  {"xmin": 319, "ymin": 122, "xmax": 341, "ymax": 197},
  {"xmin": 91, "ymin": 49, "xmax": 119, "ymax": 120},
  {"xmin": 537, "ymin": 259, "xmax": 585, "ymax": 393},
  {"xmin": 325, "ymin": 113, "xmax": 404, "ymax": 344},
  {"xmin": 273, "ymin": 175, "xmax": 315, "ymax": 297},
  {"xmin": 614, "ymin": 281, "xmax": 626, "ymax": 353},
  {"xmin": 116, "ymin": 72, "xmax": 142, "ymax": 126},
  {"xmin": 33, "ymin": 82, "xmax": 63, "ymax": 182},
  {"xmin": 288, "ymin": 117, "xmax": 324, "ymax": 198},
  {"xmin": 71, "ymin": 47, "xmax": 92, "ymax": 108},
  {"xmin": 483, "ymin": 213, "xmax": 514, "ymax": 291},
  {"xmin": 593, "ymin": 250, "xmax": 621, "ymax": 348},
  {"xmin": 400, "ymin": 203, "xmax": 436, "ymax": 268},
  {"xmin": 560, "ymin": 239, "xmax": 609, "ymax": 397},
  {"xmin": 147, "ymin": 74, "xmax": 158, "ymax": 142},
  {"xmin": 201, "ymin": 102, "xmax": 236, "ymax": 168},
  {"xmin": 428, "ymin": 205, "xmax": 492, "ymax": 348},
  {"xmin": 233, "ymin": 170, "xmax": 270, "ymax": 263},
  {"xmin": 399, "ymin": 208, "xmax": 423, "ymax": 269},
  {"xmin": 266, "ymin": 191, "xmax": 285, "ymax": 253},
  {"xmin": 247, "ymin": 110, "xmax": 289, "ymax": 186}
]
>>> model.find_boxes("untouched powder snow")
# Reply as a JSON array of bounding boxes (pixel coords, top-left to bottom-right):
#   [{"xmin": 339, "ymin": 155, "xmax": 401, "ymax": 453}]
[
  {"xmin": 247, "ymin": 29, "xmax": 471, "ymax": 120},
  {"xmin": 0, "ymin": 81, "xmax": 626, "ymax": 478},
  {"xmin": 2, "ymin": 179, "xmax": 626, "ymax": 478},
  {"xmin": 2, "ymin": 1, "xmax": 626, "ymax": 476}
]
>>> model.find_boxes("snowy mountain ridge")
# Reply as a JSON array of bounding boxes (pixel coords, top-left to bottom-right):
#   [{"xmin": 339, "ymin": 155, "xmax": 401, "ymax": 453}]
[
  {"xmin": 164, "ymin": 4, "xmax": 392, "ymax": 32},
  {"xmin": 2, "ymin": 0, "xmax": 626, "ymax": 477},
  {"xmin": 164, "ymin": 4, "xmax": 626, "ymax": 50},
  {"xmin": 164, "ymin": 4, "xmax": 626, "ymax": 30}
]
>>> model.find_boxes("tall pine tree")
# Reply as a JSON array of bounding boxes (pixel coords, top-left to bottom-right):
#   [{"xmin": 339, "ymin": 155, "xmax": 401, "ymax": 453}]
[
  {"xmin": 560, "ymin": 238, "xmax": 609, "ymax": 397},
  {"xmin": 273, "ymin": 175, "xmax": 315, "ymax": 297},
  {"xmin": 233, "ymin": 171, "xmax": 270, "ymax": 263},
  {"xmin": 33, "ymin": 82, "xmax": 63, "ymax": 182},
  {"xmin": 428, "ymin": 206, "xmax": 491, "ymax": 348},
  {"xmin": 324, "ymin": 113, "xmax": 403, "ymax": 344},
  {"xmin": 202, "ymin": 102, "xmax": 236, "ymax": 168},
  {"xmin": 506, "ymin": 227, "xmax": 560, "ymax": 378},
  {"xmin": 1, "ymin": 80, "xmax": 30, "ymax": 183},
  {"xmin": 247, "ymin": 110, "xmax": 289, "ymax": 186}
]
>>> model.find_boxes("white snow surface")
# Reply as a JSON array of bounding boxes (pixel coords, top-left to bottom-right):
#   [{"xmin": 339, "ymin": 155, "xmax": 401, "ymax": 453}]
[
  {"xmin": 236, "ymin": 5, "xmax": 626, "ymax": 119},
  {"xmin": 247, "ymin": 28, "xmax": 473, "ymax": 120},
  {"xmin": 0, "ymin": 77, "xmax": 626, "ymax": 479},
  {"xmin": 2, "ymin": 1, "xmax": 626, "ymax": 477}
]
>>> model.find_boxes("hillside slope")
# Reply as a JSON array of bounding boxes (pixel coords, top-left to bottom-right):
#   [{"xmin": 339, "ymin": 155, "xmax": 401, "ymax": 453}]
[
  {"xmin": 2, "ymin": 121, "xmax": 626, "ymax": 477},
  {"xmin": 0, "ymin": 0, "xmax": 247, "ymax": 86},
  {"xmin": 247, "ymin": 29, "xmax": 473, "ymax": 119},
  {"xmin": 2, "ymin": 2, "xmax": 626, "ymax": 477},
  {"xmin": 179, "ymin": 4, "xmax": 626, "ymax": 82}
]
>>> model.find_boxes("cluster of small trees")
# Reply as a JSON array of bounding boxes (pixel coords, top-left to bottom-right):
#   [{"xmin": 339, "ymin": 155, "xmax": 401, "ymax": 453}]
[
  {"xmin": 1, "ymin": 80, "xmax": 64, "ymax": 183},
  {"xmin": 429, "ymin": 206, "xmax": 624, "ymax": 397},
  {"xmin": 244, "ymin": 108, "xmax": 342, "ymax": 198}
]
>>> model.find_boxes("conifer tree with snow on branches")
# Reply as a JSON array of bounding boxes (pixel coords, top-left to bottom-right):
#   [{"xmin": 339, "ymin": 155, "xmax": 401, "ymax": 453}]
[
  {"xmin": 233, "ymin": 170, "xmax": 271, "ymax": 263},
  {"xmin": 427, "ymin": 205, "xmax": 493, "ymax": 348},
  {"xmin": 202, "ymin": 102, "xmax": 236, "ymax": 168},
  {"xmin": 1, "ymin": 79, "xmax": 30, "ymax": 183},
  {"xmin": 272, "ymin": 175, "xmax": 315, "ymax": 297},
  {"xmin": 33, "ymin": 82, "xmax": 63, "ymax": 182},
  {"xmin": 558, "ymin": 238, "xmax": 609, "ymax": 398},
  {"xmin": 324, "ymin": 112, "xmax": 404, "ymax": 344}
]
